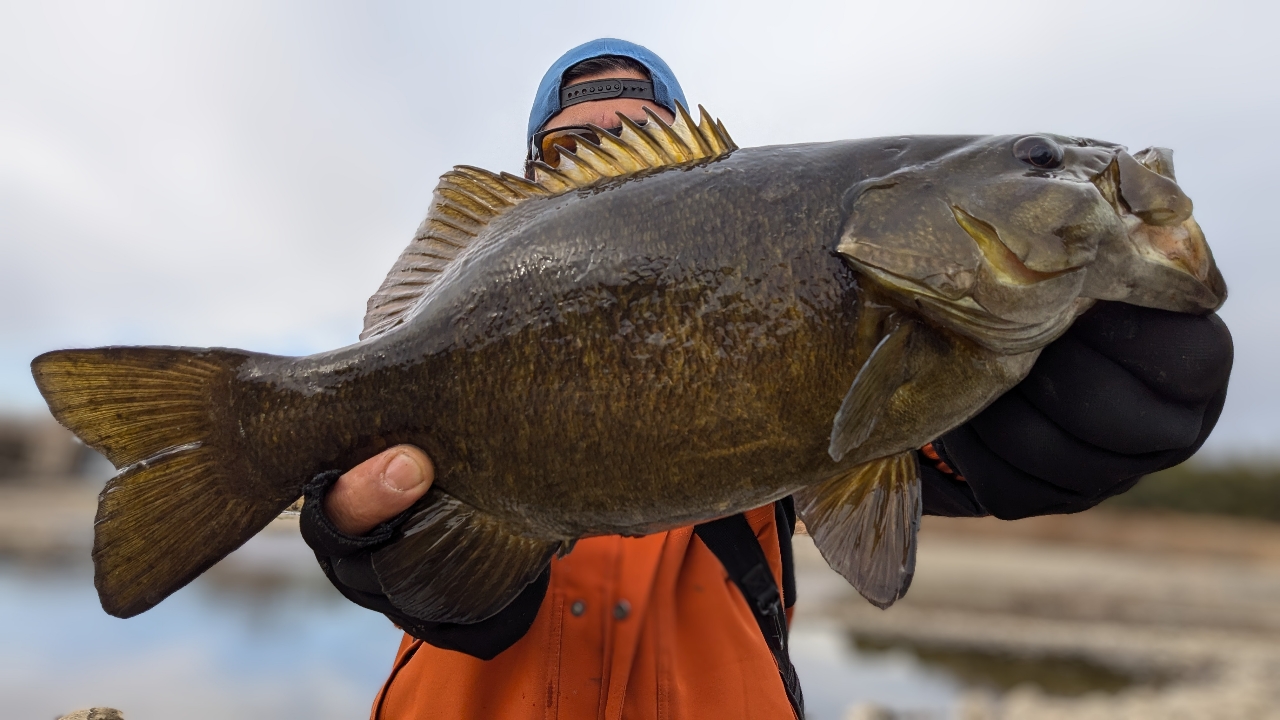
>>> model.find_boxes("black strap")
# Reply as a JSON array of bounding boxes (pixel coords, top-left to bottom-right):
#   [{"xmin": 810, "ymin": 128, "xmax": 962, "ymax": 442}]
[
  {"xmin": 695, "ymin": 510, "xmax": 805, "ymax": 719},
  {"xmin": 559, "ymin": 78, "xmax": 655, "ymax": 108}
]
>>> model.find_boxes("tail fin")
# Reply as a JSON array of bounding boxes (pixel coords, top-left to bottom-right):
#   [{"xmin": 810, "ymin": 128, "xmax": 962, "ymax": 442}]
[{"xmin": 31, "ymin": 346, "xmax": 289, "ymax": 618}]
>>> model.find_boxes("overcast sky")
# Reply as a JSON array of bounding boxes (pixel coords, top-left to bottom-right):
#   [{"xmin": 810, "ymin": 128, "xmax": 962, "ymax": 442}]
[{"xmin": 1, "ymin": 1, "xmax": 1276, "ymax": 458}]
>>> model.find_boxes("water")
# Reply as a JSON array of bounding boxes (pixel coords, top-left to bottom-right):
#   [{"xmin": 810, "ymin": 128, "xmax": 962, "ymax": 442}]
[
  {"xmin": 1, "ymin": 530, "xmax": 1144, "ymax": 720},
  {"xmin": 0, "ymin": 533, "xmax": 403, "ymax": 720},
  {"xmin": 853, "ymin": 637, "xmax": 1147, "ymax": 699},
  {"xmin": 790, "ymin": 622, "xmax": 962, "ymax": 719}
]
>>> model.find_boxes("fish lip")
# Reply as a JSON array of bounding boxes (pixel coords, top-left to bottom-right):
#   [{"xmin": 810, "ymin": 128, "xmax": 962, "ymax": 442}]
[
  {"xmin": 1120, "ymin": 212, "xmax": 1214, "ymax": 283},
  {"xmin": 1122, "ymin": 212, "xmax": 1227, "ymax": 313}
]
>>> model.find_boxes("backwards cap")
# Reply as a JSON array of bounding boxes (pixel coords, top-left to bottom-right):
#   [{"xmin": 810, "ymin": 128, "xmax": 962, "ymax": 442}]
[{"xmin": 527, "ymin": 38, "xmax": 687, "ymax": 146}]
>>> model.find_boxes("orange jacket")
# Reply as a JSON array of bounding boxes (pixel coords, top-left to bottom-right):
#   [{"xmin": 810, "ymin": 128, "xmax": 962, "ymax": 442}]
[{"xmin": 371, "ymin": 504, "xmax": 796, "ymax": 720}]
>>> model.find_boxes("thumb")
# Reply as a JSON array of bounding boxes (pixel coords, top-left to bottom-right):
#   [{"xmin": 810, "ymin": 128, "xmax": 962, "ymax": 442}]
[{"xmin": 323, "ymin": 445, "xmax": 433, "ymax": 536}]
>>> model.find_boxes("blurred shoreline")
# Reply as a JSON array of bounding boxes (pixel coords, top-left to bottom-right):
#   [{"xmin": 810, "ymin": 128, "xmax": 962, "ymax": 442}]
[
  {"xmin": 11, "ymin": 481, "xmax": 1280, "ymax": 718},
  {"xmin": 802, "ymin": 512, "xmax": 1280, "ymax": 719},
  {"xmin": 5, "ymin": 414, "xmax": 1280, "ymax": 718}
]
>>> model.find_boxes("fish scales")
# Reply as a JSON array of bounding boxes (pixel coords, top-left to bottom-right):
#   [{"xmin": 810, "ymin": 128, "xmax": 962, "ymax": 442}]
[
  {"xmin": 30, "ymin": 106, "xmax": 1226, "ymax": 620},
  {"xmin": 242, "ymin": 140, "xmax": 993, "ymax": 533},
  {"xmin": 272, "ymin": 143, "xmax": 874, "ymax": 524}
]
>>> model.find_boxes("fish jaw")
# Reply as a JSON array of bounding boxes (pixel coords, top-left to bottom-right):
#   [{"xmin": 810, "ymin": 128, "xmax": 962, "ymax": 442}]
[
  {"xmin": 1081, "ymin": 213, "xmax": 1226, "ymax": 313},
  {"xmin": 1081, "ymin": 149, "xmax": 1227, "ymax": 314}
]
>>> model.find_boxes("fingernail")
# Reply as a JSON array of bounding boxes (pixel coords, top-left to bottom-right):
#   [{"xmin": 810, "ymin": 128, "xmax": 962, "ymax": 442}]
[{"xmin": 382, "ymin": 452, "xmax": 426, "ymax": 492}]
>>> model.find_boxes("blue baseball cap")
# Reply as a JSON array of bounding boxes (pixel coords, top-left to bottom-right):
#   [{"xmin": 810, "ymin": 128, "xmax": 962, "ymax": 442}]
[{"xmin": 527, "ymin": 38, "xmax": 687, "ymax": 148}]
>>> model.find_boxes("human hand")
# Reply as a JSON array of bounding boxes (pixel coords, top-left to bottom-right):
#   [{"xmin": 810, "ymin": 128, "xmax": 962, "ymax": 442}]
[
  {"xmin": 938, "ymin": 301, "xmax": 1233, "ymax": 519},
  {"xmin": 299, "ymin": 442, "xmax": 549, "ymax": 654},
  {"xmin": 323, "ymin": 445, "xmax": 434, "ymax": 536}
]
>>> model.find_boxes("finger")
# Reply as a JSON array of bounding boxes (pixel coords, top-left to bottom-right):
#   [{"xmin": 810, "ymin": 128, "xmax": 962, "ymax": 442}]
[
  {"xmin": 970, "ymin": 391, "xmax": 1171, "ymax": 497},
  {"xmin": 942, "ymin": 424, "xmax": 1091, "ymax": 520},
  {"xmin": 1019, "ymin": 333, "xmax": 1204, "ymax": 455},
  {"xmin": 1154, "ymin": 382, "xmax": 1229, "ymax": 470},
  {"xmin": 918, "ymin": 458, "xmax": 985, "ymax": 518},
  {"xmin": 945, "ymin": 385, "xmax": 1229, "ymax": 520},
  {"xmin": 324, "ymin": 445, "xmax": 434, "ymax": 536},
  {"xmin": 1070, "ymin": 302, "xmax": 1233, "ymax": 404},
  {"xmin": 332, "ymin": 555, "xmax": 383, "ymax": 594}
]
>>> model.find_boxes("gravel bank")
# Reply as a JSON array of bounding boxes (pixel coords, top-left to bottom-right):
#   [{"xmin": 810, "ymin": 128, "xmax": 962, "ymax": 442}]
[{"xmin": 796, "ymin": 513, "xmax": 1280, "ymax": 719}]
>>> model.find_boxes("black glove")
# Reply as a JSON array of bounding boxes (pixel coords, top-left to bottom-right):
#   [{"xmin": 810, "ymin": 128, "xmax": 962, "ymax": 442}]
[
  {"xmin": 299, "ymin": 470, "xmax": 549, "ymax": 660},
  {"xmin": 921, "ymin": 301, "xmax": 1232, "ymax": 519}
]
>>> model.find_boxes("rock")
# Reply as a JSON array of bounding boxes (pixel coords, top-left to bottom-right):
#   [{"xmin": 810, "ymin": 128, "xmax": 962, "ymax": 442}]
[
  {"xmin": 58, "ymin": 709, "xmax": 124, "ymax": 720},
  {"xmin": 845, "ymin": 702, "xmax": 897, "ymax": 720}
]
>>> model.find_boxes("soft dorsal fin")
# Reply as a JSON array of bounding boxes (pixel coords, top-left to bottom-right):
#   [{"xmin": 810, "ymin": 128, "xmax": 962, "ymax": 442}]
[
  {"xmin": 361, "ymin": 103, "xmax": 737, "ymax": 341},
  {"xmin": 360, "ymin": 167, "xmax": 549, "ymax": 340}
]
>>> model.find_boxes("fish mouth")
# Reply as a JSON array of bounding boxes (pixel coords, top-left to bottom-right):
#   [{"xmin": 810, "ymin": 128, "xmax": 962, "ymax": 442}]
[
  {"xmin": 1083, "ymin": 150, "xmax": 1227, "ymax": 313},
  {"xmin": 949, "ymin": 205, "xmax": 1083, "ymax": 285},
  {"xmin": 1106, "ymin": 149, "xmax": 1214, "ymax": 283},
  {"xmin": 1124, "ymin": 213, "xmax": 1214, "ymax": 284},
  {"xmin": 1116, "ymin": 210, "xmax": 1227, "ymax": 313}
]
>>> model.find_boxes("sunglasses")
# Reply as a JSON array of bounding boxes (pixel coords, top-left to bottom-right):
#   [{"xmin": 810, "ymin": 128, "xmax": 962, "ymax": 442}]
[{"xmin": 531, "ymin": 123, "xmax": 640, "ymax": 168}]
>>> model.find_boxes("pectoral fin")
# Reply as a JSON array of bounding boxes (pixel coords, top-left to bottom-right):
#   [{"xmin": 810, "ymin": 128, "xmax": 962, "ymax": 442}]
[
  {"xmin": 795, "ymin": 452, "xmax": 921, "ymax": 609},
  {"xmin": 371, "ymin": 489, "xmax": 559, "ymax": 624},
  {"xmin": 829, "ymin": 322, "xmax": 914, "ymax": 462}
]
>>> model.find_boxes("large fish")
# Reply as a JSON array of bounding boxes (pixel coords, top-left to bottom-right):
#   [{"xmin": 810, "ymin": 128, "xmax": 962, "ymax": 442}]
[{"xmin": 32, "ymin": 106, "xmax": 1225, "ymax": 622}]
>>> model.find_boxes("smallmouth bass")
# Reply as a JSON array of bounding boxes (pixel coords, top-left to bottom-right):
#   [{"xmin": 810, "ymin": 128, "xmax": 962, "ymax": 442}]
[{"xmin": 32, "ymin": 106, "xmax": 1225, "ymax": 621}]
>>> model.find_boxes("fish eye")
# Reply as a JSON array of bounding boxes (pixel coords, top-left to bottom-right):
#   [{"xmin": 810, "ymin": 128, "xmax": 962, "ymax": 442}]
[{"xmin": 1013, "ymin": 136, "xmax": 1065, "ymax": 169}]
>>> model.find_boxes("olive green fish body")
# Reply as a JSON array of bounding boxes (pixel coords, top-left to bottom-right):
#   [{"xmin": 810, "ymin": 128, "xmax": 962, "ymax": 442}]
[
  {"xmin": 241, "ymin": 140, "xmax": 1018, "ymax": 538},
  {"xmin": 31, "ymin": 107, "xmax": 1226, "ymax": 620}
]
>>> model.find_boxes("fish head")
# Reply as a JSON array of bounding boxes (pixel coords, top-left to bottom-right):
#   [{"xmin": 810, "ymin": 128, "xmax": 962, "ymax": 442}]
[{"xmin": 837, "ymin": 134, "xmax": 1225, "ymax": 353}]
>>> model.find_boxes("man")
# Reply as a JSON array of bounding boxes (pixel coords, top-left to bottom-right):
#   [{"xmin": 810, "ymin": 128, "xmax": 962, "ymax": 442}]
[{"xmin": 301, "ymin": 38, "xmax": 1233, "ymax": 719}]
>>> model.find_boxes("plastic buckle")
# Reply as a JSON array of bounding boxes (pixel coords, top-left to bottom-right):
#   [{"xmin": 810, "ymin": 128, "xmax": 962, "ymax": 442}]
[{"xmin": 741, "ymin": 564, "xmax": 782, "ymax": 616}]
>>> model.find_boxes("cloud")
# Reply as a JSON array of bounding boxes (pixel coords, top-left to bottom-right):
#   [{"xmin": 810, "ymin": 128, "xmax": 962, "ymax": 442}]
[{"xmin": 1, "ymin": 0, "xmax": 1275, "ymax": 456}]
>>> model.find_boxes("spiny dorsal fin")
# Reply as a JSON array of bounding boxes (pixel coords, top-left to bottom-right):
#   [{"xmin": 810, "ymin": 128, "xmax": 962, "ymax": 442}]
[
  {"xmin": 361, "ymin": 103, "xmax": 736, "ymax": 341},
  {"xmin": 530, "ymin": 103, "xmax": 736, "ymax": 189}
]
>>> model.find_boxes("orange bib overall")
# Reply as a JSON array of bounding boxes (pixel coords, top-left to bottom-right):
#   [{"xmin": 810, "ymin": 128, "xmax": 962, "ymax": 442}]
[{"xmin": 370, "ymin": 504, "xmax": 796, "ymax": 720}]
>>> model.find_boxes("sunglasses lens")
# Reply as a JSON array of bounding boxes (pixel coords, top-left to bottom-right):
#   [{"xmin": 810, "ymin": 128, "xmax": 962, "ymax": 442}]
[{"xmin": 538, "ymin": 128, "xmax": 601, "ymax": 168}]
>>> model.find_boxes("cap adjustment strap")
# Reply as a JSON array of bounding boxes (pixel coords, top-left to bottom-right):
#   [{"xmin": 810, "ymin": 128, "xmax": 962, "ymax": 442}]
[{"xmin": 559, "ymin": 78, "xmax": 655, "ymax": 108}]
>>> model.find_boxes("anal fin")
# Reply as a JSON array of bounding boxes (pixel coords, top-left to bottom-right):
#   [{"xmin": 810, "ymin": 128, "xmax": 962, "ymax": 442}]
[
  {"xmin": 371, "ymin": 489, "xmax": 559, "ymax": 624},
  {"xmin": 796, "ymin": 452, "xmax": 921, "ymax": 609},
  {"xmin": 830, "ymin": 322, "xmax": 914, "ymax": 462}
]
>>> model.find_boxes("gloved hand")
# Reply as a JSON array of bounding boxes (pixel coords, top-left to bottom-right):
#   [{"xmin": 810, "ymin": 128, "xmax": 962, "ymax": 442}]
[
  {"xmin": 922, "ymin": 301, "xmax": 1233, "ymax": 519},
  {"xmin": 320, "ymin": 446, "xmax": 434, "ymax": 536},
  {"xmin": 299, "ymin": 446, "xmax": 550, "ymax": 659},
  {"xmin": 299, "ymin": 446, "xmax": 433, "ymax": 607}
]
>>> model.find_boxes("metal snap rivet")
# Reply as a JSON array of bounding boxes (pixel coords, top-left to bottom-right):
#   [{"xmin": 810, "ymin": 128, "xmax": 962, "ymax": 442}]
[
  {"xmin": 613, "ymin": 599, "xmax": 631, "ymax": 620},
  {"xmin": 571, "ymin": 600, "xmax": 586, "ymax": 616}
]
